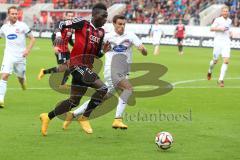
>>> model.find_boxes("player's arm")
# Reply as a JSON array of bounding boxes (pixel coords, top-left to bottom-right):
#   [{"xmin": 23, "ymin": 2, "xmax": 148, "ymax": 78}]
[
  {"xmin": 210, "ymin": 19, "xmax": 225, "ymax": 32},
  {"xmin": 0, "ymin": 27, "xmax": 4, "ymax": 39},
  {"xmin": 174, "ymin": 26, "xmax": 178, "ymax": 37},
  {"xmin": 96, "ymin": 36, "xmax": 105, "ymax": 58},
  {"xmin": 68, "ymin": 35, "xmax": 74, "ymax": 47},
  {"xmin": 132, "ymin": 33, "xmax": 147, "ymax": 56},
  {"xmin": 51, "ymin": 32, "xmax": 60, "ymax": 53},
  {"xmin": 23, "ymin": 30, "xmax": 36, "ymax": 57},
  {"xmin": 55, "ymin": 17, "xmax": 84, "ymax": 37}
]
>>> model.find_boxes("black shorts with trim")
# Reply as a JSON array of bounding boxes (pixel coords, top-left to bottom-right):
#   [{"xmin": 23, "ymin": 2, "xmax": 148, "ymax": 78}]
[
  {"xmin": 177, "ymin": 38, "xmax": 184, "ymax": 44},
  {"xmin": 55, "ymin": 52, "xmax": 70, "ymax": 64},
  {"xmin": 71, "ymin": 66, "xmax": 100, "ymax": 87}
]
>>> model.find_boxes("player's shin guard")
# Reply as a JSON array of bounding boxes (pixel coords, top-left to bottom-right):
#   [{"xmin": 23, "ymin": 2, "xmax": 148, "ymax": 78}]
[
  {"xmin": 0, "ymin": 80, "xmax": 7, "ymax": 103},
  {"xmin": 43, "ymin": 67, "xmax": 58, "ymax": 74},
  {"xmin": 116, "ymin": 89, "xmax": 132, "ymax": 118},
  {"xmin": 219, "ymin": 63, "xmax": 228, "ymax": 81},
  {"xmin": 48, "ymin": 99, "xmax": 79, "ymax": 120},
  {"xmin": 83, "ymin": 86, "xmax": 108, "ymax": 117}
]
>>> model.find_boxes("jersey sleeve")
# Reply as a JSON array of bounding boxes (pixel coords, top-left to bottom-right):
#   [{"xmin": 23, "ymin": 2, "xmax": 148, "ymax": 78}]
[
  {"xmin": 23, "ymin": 23, "xmax": 32, "ymax": 36},
  {"xmin": 103, "ymin": 32, "xmax": 110, "ymax": 43},
  {"xmin": 0, "ymin": 26, "xmax": 4, "ymax": 37},
  {"xmin": 58, "ymin": 17, "xmax": 84, "ymax": 30},
  {"xmin": 131, "ymin": 33, "xmax": 142, "ymax": 47},
  {"xmin": 51, "ymin": 32, "xmax": 56, "ymax": 45},
  {"xmin": 211, "ymin": 18, "xmax": 219, "ymax": 28},
  {"xmin": 96, "ymin": 31, "xmax": 105, "ymax": 58}
]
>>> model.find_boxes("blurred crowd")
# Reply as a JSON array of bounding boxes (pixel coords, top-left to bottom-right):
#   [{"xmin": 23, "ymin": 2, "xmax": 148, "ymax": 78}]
[{"xmin": 0, "ymin": 0, "xmax": 240, "ymax": 27}]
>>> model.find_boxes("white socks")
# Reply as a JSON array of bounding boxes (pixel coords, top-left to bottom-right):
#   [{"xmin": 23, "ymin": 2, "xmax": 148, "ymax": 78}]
[
  {"xmin": 115, "ymin": 97, "xmax": 127, "ymax": 118},
  {"xmin": 219, "ymin": 63, "xmax": 228, "ymax": 81},
  {"xmin": 208, "ymin": 60, "xmax": 215, "ymax": 73},
  {"xmin": 115, "ymin": 89, "xmax": 132, "ymax": 118},
  {"xmin": 73, "ymin": 100, "xmax": 89, "ymax": 117},
  {"xmin": 73, "ymin": 89, "xmax": 132, "ymax": 118},
  {"xmin": 0, "ymin": 80, "xmax": 7, "ymax": 102}
]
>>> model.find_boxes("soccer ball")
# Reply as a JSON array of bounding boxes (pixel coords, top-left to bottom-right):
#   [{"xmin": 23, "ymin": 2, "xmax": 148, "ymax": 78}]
[{"xmin": 155, "ymin": 131, "xmax": 173, "ymax": 150}]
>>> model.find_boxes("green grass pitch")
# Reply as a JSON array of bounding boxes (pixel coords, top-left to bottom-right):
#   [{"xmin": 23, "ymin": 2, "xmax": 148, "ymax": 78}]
[{"xmin": 0, "ymin": 38, "xmax": 240, "ymax": 160}]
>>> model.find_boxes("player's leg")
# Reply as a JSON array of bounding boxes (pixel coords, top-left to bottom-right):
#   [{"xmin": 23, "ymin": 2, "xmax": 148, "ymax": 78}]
[
  {"xmin": 62, "ymin": 84, "xmax": 114, "ymax": 130},
  {"xmin": 40, "ymin": 69, "xmax": 88, "ymax": 136},
  {"xmin": 0, "ymin": 73, "xmax": 10, "ymax": 108},
  {"xmin": 153, "ymin": 45, "xmax": 160, "ymax": 55},
  {"xmin": 0, "ymin": 57, "xmax": 13, "ymax": 108},
  {"xmin": 207, "ymin": 46, "xmax": 220, "ymax": 80},
  {"xmin": 112, "ymin": 79, "xmax": 133, "ymax": 129},
  {"xmin": 218, "ymin": 47, "xmax": 230, "ymax": 87},
  {"xmin": 78, "ymin": 76, "xmax": 108, "ymax": 134},
  {"xmin": 177, "ymin": 38, "xmax": 183, "ymax": 55},
  {"xmin": 14, "ymin": 61, "xmax": 27, "ymax": 90},
  {"xmin": 38, "ymin": 52, "xmax": 65, "ymax": 80}
]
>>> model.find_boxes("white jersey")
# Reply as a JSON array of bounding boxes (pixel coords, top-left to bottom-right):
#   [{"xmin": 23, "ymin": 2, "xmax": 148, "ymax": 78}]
[
  {"xmin": 211, "ymin": 16, "xmax": 232, "ymax": 43},
  {"xmin": 0, "ymin": 21, "xmax": 31, "ymax": 58},
  {"xmin": 151, "ymin": 25, "xmax": 163, "ymax": 45},
  {"xmin": 103, "ymin": 31, "xmax": 142, "ymax": 66}
]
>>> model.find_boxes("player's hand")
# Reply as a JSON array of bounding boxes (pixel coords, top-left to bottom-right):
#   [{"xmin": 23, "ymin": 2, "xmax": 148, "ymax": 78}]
[
  {"xmin": 103, "ymin": 41, "xmax": 111, "ymax": 53},
  {"xmin": 23, "ymin": 49, "xmax": 30, "ymax": 57},
  {"xmin": 138, "ymin": 45, "xmax": 147, "ymax": 56},
  {"xmin": 54, "ymin": 46, "xmax": 60, "ymax": 53}
]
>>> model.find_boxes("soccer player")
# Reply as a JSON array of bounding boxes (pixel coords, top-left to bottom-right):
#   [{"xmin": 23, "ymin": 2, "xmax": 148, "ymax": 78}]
[
  {"xmin": 37, "ymin": 11, "xmax": 75, "ymax": 87},
  {"xmin": 0, "ymin": 6, "xmax": 35, "ymax": 108},
  {"xmin": 150, "ymin": 20, "xmax": 164, "ymax": 55},
  {"xmin": 40, "ymin": 3, "xmax": 110, "ymax": 136},
  {"xmin": 175, "ymin": 20, "xmax": 185, "ymax": 55},
  {"xmin": 207, "ymin": 6, "xmax": 232, "ymax": 87},
  {"xmin": 62, "ymin": 15, "xmax": 147, "ymax": 130}
]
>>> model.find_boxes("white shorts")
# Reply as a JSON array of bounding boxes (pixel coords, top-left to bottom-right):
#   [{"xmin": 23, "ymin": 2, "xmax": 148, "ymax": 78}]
[
  {"xmin": 104, "ymin": 66, "xmax": 129, "ymax": 94},
  {"xmin": 1, "ymin": 55, "xmax": 26, "ymax": 78},
  {"xmin": 213, "ymin": 42, "xmax": 231, "ymax": 60},
  {"xmin": 152, "ymin": 37, "xmax": 161, "ymax": 45}
]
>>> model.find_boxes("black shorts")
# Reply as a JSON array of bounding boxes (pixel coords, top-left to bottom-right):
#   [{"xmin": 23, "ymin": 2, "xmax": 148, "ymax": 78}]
[
  {"xmin": 55, "ymin": 52, "xmax": 70, "ymax": 64},
  {"xmin": 177, "ymin": 38, "xmax": 183, "ymax": 44},
  {"xmin": 71, "ymin": 66, "xmax": 100, "ymax": 87}
]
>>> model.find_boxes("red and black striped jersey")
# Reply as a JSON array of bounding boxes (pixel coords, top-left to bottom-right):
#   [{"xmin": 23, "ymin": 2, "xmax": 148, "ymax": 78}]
[
  {"xmin": 58, "ymin": 17, "xmax": 104, "ymax": 68},
  {"xmin": 175, "ymin": 24, "xmax": 185, "ymax": 38},
  {"xmin": 52, "ymin": 28, "xmax": 74, "ymax": 53}
]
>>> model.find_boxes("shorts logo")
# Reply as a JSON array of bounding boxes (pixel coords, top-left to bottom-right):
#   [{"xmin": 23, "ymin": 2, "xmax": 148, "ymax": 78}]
[{"xmin": 7, "ymin": 34, "xmax": 18, "ymax": 40}]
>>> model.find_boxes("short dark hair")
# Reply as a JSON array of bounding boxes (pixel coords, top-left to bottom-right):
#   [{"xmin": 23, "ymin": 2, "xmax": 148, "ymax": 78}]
[
  {"xmin": 92, "ymin": 3, "xmax": 107, "ymax": 16},
  {"xmin": 113, "ymin": 15, "xmax": 125, "ymax": 23},
  {"xmin": 92, "ymin": 3, "xmax": 107, "ymax": 11},
  {"xmin": 8, "ymin": 6, "xmax": 17, "ymax": 14}
]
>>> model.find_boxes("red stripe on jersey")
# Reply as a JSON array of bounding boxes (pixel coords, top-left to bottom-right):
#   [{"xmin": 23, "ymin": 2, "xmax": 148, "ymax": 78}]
[
  {"xmin": 70, "ymin": 20, "xmax": 104, "ymax": 69},
  {"xmin": 56, "ymin": 28, "xmax": 73, "ymax": 53},
  {"xmin": 176, "ymin": 24, "xmax": 185, "ymax": 38}
]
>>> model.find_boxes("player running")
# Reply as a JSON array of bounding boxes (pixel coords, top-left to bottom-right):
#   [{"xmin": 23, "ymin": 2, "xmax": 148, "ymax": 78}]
[
  {"xmin": 40, "ymin": 3, "xmax": 110, "ymax": 136},
  {"xmin": 207, "ymin": 6, "xmax": 232, "ymax": 87},
  {"xmin": 37, "ymin": 11, "xmax": 75, "ymax": 87},
  {"xmin": 62, "ymin": 15, "xmax": 147, "ymax": 130},
  {"xmin": 0, "ymin": 6, "xmax": 35, "ymax": 108},
  {"xmin": 175, "ymin": 20, "xmax": 185, "ymax": 55}
]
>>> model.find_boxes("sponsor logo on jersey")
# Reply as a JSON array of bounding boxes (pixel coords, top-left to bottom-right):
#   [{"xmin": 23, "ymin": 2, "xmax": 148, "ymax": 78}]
[
  {"xmin": 7, "ymin": 34, "xmax": 18, "ymax": 40},
  {"xmin": 89, "ymin": 35, "xmax": 100, "ymax": 43},
  {"xmin": 113, "ymin": 44, "xmax": 127, "ymax": 52}
]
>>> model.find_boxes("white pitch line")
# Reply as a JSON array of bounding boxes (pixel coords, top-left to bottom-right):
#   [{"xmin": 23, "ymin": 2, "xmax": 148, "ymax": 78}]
[{"xmin": 7, "ymin": 77, "xmax": 240, "ymax": 90}]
